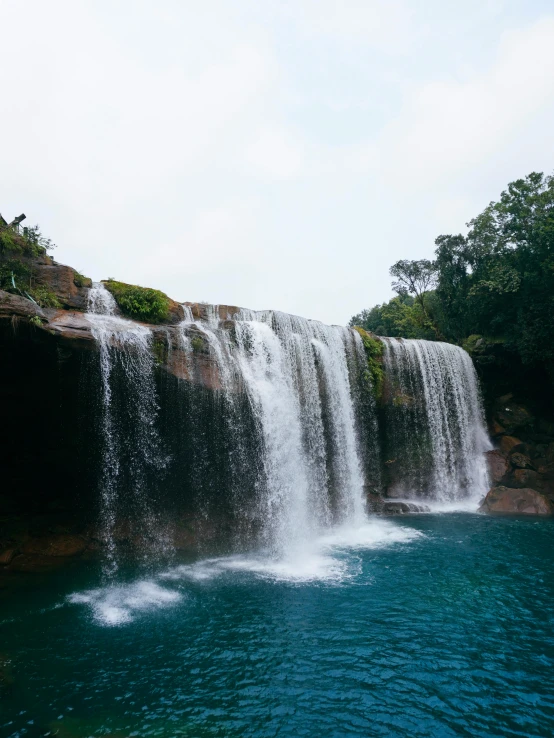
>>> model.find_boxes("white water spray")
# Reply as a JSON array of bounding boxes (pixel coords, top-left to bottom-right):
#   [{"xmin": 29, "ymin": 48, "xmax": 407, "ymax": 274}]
[
  {"xmin": 382, "ymin": 338, "xmax": 491, "ymax": 502},
  {"xmin": 87, "ymin": 283, "xmax": 169, "ymax": 574}
]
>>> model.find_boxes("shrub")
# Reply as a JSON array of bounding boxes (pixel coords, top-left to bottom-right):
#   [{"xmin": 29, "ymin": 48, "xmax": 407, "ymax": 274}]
[
  {"xmin": 352, "ymin": 326, "xmax": 384, "ymax": 400},
  {"xmin": 104, "ymin": 280, "xmax": 171, "ymax": 323},
  {"xmin": 28, "ymin": 285, "xmax": 61, "ymax": 308},
  {"xmin": 0, "ymin": 259, "xmax": 32, "ymax": 293},
  {"xmin": 73, "ymin": 270, "xmax": 92, "ymax": 288},
  {"xmin": 190, "ymin": 336, "xmax": 204, "ymax": 352},
  {"xmin": 0, "ymin": 224, "xmax": 55, "ymax": 257}
]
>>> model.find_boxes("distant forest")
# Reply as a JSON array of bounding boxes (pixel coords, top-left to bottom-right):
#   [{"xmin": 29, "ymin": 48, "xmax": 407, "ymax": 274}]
[{"xmin": 350, "ymin": 171, "xmax": 554, "ymax": 381}]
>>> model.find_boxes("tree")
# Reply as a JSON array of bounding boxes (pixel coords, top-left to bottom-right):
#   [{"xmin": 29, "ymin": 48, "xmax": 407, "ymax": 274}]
[{"xmin": 389, "ymin": 259, "xmax": 441, "ymax": 337}]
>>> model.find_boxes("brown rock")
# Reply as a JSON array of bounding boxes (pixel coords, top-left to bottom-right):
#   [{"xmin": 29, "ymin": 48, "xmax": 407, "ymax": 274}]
[
  {"xmin": 512, "ymin": 468, "xmax": 543, "ymax": 489},
  {"xmin": 479, "ymin": 486, "xmax": 553, "ymax": 515},
  {"xmin": 499, "ymin": 436, "xmax": 522, "ymax": 454},
  {"xmin": 492, "ymin": 401, "xmax": 533, "ymax": 435},
  {"xmin": 490, "ymin": 420, "xmax": 506, "ymax": 437},
  {"xmin": 21, "ymin": 534, "xmax": 87, "ymax": 557},
  {"xmin": 486, "ymin": 450, "xmax": 509, "ymax": 483},
  {"xmin": 510, "ymin": 452, "xmax": 534, "ymax": 470},
  {"xmin": 34, "ymin": 262, "xmax": 89, "ymax": 310},
  {"xmin": 0, "ymin": 549, "xmax": 17, "ymax": 566}
]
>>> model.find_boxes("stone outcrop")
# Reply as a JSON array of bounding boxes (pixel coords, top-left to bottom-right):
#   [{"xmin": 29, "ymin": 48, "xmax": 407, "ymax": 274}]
[
  {"xmin": 479, "ymin": 486, "xmax": 553, "ymax": 515},
  {"xmin": 481, "ymin": 390, "xmax": 554, "ymax": 516}
]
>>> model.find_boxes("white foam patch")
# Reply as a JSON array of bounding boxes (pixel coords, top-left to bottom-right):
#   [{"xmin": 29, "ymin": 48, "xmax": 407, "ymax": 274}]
[
  {"xmin": 68, "ymin": 520, "xmax": 423, "ymax": 623},
  {"xmin": 424, "ymin": 497, "xmax": 481, "ymax": 513},
  {"xmin": 162, "ymin": 519, "xmax": 423, "ymax": 584},
  {"xmin": 68, "ymin": 581, "xmax": 182, "ymax": 626}
]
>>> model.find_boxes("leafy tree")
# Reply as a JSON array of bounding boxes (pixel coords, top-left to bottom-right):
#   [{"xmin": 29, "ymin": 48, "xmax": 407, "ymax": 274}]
[
  {"xmin": 350, "ymin": 170, "xmax": 554, "ymax": 381},
  {"xmin": 389, "ymin": 259, "xmax": 442, "ymax": 338}
]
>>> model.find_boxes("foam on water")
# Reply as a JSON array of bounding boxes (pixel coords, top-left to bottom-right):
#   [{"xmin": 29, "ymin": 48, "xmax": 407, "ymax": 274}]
[
  {"xmin": 68, "ymin": 582, "xmax": 182, "ymax": 626},
  {"xmin": 68, "ymin": 518, "xmax": 422, "ymax": 626}
]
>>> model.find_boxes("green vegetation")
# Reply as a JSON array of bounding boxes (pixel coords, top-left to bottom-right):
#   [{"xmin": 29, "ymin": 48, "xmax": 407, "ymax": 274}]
[
  {"xmin": 352, "ymin": 326, "xmax": 384, "ymax": 400},
  {"xmin": 0, "ymin": 258, "xmax": 32, "ymax": 293},
  {"xmin": 351, "ymin": 171, "xmax": 554, "ymax": 381},
  {"xmin": 0, "ymin": 223, "xmax": 55, "ymax": 257},
  {"xmin": 29, "ymin": 315, "xmax": 43, "ymax": 327},
  {"xmin": 152, "ymin": 337, "xmax": 167, "ymax": 365},
  {"xmin": 104, "ymin": 280, "xmax": 171, "ymax": 323},
  {"xmin": 190, "ymin": 336, "xmax": 204, "ymax": 352},
  {"xmin": 27, "ymin": 285, "xmax": 61, "ymax": 308},
  {"xmin": 0, "ymin": 258, "xmax": 60, "ymax": 307},
  {"xmin": 73, "ymin": 270, "xmax": 91, "ymax": 288}
]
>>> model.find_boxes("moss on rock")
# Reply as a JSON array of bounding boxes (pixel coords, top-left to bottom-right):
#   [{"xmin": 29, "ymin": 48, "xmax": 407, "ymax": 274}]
[
  {"xmin": 104, "ymin": 279, "xmax": 171, "ymax": 323},
  {"xmin": 352, "ymin": 326, "xmax": 384, "ymax": 400}
]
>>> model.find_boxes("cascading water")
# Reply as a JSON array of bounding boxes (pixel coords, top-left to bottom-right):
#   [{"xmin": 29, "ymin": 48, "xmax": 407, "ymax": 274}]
[
  {"xmin": 85, "ymin": 290, "xmax": 493, "ymax": 575},
  {"xmin": 176, "ymin": 307, "xmax": 369, "ymax": 559},
  {"xmin": 87, "ymin": 283, "xmax": 170, "ymax": 574},
  {"xmin": 381, "ymin": 338, "xmax": 491, "ymax": 502}
]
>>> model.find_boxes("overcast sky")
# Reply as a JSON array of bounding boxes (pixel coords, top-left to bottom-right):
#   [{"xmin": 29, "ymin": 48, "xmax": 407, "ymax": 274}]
[{"xmin": 2, "ymin": 0, "xmax": 554, "ymax": 324}]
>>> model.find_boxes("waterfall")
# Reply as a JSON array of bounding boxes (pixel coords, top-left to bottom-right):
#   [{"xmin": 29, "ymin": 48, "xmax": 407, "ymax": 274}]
[
  {"xmin": 87, "ymin": 283, "xmax": 170, "ymax": 574},
  {"xmin": 85, "ymin": 291, "xmax": 492, "ymax": 571},
  {"xmin": 382, "ymin": 338, "xmax": 491, "ymax": 502},
  {"xmin": 176, "ymin": 307, "xmax": 369, "ymax": 558}
]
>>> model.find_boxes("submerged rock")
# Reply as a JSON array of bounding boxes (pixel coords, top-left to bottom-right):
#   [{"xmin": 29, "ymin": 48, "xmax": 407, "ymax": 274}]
[
  {"xmin": 21, "ymin": 534, "xmax": 87, "ymax": 557},
  {"xmin": 383, "ymin": 501, "xmax": 430, "ymax": 514},
  {"xmin": 479, "ymin": 486, "xmax": 553, "ymax": 515}
]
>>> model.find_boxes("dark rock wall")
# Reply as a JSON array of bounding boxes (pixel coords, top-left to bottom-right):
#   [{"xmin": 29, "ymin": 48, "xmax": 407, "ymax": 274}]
[{"xmin": 0, "ymin": 319, "xmax": 97, "ymax": 518}]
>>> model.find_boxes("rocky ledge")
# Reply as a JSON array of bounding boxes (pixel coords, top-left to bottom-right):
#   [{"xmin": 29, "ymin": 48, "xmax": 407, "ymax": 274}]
[
  {"xmin": 479, "ymin": 486, "xmax": 553, "ymax": 515},
  {"xmin": 481, "ymin": 393, "xmax": 554, "ymax": 515}
]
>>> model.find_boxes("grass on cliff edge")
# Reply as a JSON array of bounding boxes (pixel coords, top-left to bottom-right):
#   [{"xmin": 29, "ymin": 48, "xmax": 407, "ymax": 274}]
[
  {"xmin": 104, "ymin": 279, "xmax": 171, "ymax": 323},
  {"xmin": 352, "ymin": 326, "xmax": 384, "ymax": 400}
]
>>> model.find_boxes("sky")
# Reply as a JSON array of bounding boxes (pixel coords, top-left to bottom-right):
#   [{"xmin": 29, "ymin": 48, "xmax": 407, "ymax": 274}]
[{"xmin": 2, "ymin": 0, "xmax": 554, "ymax": 325}]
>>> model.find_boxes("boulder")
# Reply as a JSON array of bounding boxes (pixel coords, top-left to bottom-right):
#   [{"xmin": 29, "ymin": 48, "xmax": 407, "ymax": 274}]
[
  {"xmin": 33, "ymin": 261, "xmax": 90, "ymax": 310},
  {"xmin": 486, "ymin": 450, "xmax": 509, "ymax": 483},
  {"xmin": 499, "ymin": 436, "xmax": 522, "ymax": 454},
  {"xmin": 510, "ymin": 452, "xmax": 534, "ymax": 470},
  {"xmin": 479, "ymin": 486, "xmax": 553, "ymax": 515},
  {"xmin": 492, "ymin": 401, "xmax": 533, "ymax": 435},
  {"xmin": 512, "ymin": 468, "xmax": 545, "ymax": 490},
  {"xmin": 0, "ymin": 549, "xmax": 17, "ymax": 566}
]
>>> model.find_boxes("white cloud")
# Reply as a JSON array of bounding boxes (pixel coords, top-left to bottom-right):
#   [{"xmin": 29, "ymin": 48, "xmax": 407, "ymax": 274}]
[
  {"xmin": 1, "ymin": 1, "xmax": 554, "ymax": 324},
  {"xmin": 373, "ymin": 17, "xmax": 554, "ymax": 189},
  {"xmin": 245, "ymin": 127, "xmax": 305, "ymax": 179}
]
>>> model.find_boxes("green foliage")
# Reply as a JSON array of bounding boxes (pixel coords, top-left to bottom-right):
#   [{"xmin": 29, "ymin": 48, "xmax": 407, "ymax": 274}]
[
  {"xmin": 28, "ymin": 285, "xmax": 61, "ymax": 308},
  {"xmin": 350, "ymin": 294, "xmax": 436, "ymax": 340},
  {"xmin": 29, "ymin": 315, "xmax": 43, "ymax": 327},
  {"xmin": 351, "ymin": 170, "xmax": 554, "ymax": 379},
  {"xmin": 73, "ymin": 270, "xmax": 92, "ymax": 288},
  {"xmin": 190, "ymin": 336, "xmax": 204, "ymax": 352},
  {"xmin": 104, "ymin": 280, "xmax": 171, "ymax": 323},
  {"xmin": 0, "ymin": 259, "xmax": 32, "ymax": 293},
  {"xmin": 352, "ymin": 326, "xmax": 384, "ymax": 400},
  {"xmin": 152, "ymin": 338, "xmax": 167, "ymax": 365},
  {"xmin": 0, "ymin": 223, "xmax": 55, "ymax": 256}
]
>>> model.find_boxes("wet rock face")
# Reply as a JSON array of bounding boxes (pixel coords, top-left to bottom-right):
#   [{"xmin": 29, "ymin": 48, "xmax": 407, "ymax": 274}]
[
  {"xmin": 34, "ymin": 261, "xmax": 90, "ymax": 310},
  {"xmin": 382, "ymin": 501, "xmax": 430, "ymax": 514},
  {"xmin": 479, "ymin": 486, "xmax": 553, "ymax": 515},
  {"xmin": 486, "ymin": 450, "xmax": 509, "ymax": 484},
  {"xmin": 485, "ymin": 390, "xmax": 554, "ymax": 513}
]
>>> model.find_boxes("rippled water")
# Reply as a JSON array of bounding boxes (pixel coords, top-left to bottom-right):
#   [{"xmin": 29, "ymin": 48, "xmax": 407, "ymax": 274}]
[{"xmin": 2, "ymin": 514, "xmax": 554, "ymax": 737}]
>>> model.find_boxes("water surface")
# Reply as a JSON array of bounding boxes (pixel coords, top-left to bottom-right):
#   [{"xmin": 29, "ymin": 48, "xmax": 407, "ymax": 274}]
[{"xmin": 2, "ymin": 513, "xmax": 554, "ymax": 737}]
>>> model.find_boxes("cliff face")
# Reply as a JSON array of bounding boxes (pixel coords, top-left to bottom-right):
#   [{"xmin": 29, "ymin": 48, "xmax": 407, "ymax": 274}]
[
  {"xmin": 467, "ymin": 338, "xmax": 554, "ymax": 514},
  {"xmin": 0, "ymin": 255, "xmax": 254, "ymax": 574}
]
